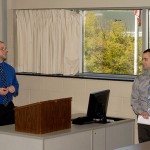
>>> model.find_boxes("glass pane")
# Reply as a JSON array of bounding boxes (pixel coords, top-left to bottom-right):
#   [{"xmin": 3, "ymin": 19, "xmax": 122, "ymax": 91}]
[{"xmin": 83, "ymin": 10, "xmax": 142, "ymax": 75}]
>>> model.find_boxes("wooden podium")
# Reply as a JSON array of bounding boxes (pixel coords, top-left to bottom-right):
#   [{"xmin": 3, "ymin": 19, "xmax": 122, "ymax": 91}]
[{"xmin": 14, "ymin": 97, "xmax": 72, "ymax": 134}]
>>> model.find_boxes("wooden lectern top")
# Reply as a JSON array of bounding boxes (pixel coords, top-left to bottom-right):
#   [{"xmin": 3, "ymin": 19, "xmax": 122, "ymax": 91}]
[{"xmin": 15, "ymin": 97, "xmax": 72, "ymax": 134}]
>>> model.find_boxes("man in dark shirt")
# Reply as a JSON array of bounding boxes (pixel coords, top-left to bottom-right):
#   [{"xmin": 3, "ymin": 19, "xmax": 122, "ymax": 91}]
[{"xmin": 0, "ymin": 41, "xmax": 19, "ymax": 125}]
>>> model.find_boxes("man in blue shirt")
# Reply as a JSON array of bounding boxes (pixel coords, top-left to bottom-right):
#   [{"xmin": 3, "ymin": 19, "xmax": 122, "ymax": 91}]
[{"xmin": 0, "ymin": 41, "xmax": 19, "ymax": 125}]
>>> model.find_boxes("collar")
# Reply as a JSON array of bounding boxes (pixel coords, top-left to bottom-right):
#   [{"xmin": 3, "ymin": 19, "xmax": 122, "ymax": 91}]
[{"xmin": 143, "ymin": 70, "xmax": 150, "ymax": 76}]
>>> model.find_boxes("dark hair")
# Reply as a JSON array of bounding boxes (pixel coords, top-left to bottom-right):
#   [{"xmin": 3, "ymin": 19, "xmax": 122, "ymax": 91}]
[{"xmin": 143, "ymin": 49, "xmax": 150, "ymax": 53}]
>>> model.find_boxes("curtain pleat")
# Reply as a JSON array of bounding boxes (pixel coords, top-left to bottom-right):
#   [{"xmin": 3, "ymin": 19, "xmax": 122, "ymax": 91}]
[{"xmin": 16, "ymin": 9, "xmax": 81, "ymax": 75}]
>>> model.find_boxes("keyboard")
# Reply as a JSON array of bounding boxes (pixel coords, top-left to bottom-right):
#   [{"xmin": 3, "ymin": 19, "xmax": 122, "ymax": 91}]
[{"xmin": 72, "ymin": 116, "xmax": 94, "ymax": 125}]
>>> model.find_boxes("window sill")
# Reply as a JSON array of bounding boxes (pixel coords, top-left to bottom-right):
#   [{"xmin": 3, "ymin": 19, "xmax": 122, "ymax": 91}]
[{"xmin": 16, "ymin": 72, "xmax": 136, "ymax": 82}]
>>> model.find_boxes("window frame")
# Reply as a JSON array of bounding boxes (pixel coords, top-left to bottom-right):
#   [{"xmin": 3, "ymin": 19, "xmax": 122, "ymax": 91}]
[
  {"xmin": 14, "ymin": 8, "xmax": 149, "ymax": 81},
  {"xmin": 79, "ymin": 8, "xmax": 148, "ymax": 80}
]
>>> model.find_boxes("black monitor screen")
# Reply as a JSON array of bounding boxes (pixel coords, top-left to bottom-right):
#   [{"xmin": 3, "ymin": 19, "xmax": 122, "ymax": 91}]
[{"xmin": 87, "ymin": 89, "xmax": 110, "ymax": 120}]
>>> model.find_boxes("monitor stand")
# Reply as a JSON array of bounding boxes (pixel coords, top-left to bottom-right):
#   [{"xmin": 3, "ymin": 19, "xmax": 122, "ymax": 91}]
[
  {"xmin": 94, "ymin": 116, "xmax": 108, "ymax": 124},
  {"xmin": 72, "ymin": 116, "xmax": 94, "ymax": 125}
]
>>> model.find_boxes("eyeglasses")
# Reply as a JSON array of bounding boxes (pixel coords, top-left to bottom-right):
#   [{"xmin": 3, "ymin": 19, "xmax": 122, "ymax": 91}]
[{"xmin": 0, "ymin": 47, "xmax": 7, "ymax": 51}]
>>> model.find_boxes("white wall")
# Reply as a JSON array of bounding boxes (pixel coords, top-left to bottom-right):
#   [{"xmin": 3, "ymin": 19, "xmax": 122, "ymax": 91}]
[
  {"xmin": 0, "ymin": 0, "xmax": 2, "ymax": 40},
  {"xmin": 0, "ymin": 0, "xmax": 7, "ymax": 42},
  {"xmin": 8, "ymin": 0, "xmax": 150, "ymax": 9},
  {"xmin": 14, "ymin": 76, "xmax": 134, "ymax": 118}
]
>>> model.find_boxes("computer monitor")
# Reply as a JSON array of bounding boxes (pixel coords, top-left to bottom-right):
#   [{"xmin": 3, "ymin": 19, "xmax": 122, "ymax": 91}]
[{"xmin": 87, "ymin": 89, "xmax": 110, "ymax": 122}]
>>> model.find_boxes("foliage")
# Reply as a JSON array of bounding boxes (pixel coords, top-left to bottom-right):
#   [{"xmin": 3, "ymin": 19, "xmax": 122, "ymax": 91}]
[{"xmin": 84, "ymin": 11, "xmax": 142, "ymax": 75}]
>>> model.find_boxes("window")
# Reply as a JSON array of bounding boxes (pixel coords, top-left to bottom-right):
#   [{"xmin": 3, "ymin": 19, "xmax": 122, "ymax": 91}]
[
  {"xmin": 15, "ymin": 9, "xmax": 148, "ymax": 79},
  {"xmin": 82, "ymin": 10, "xmax": 142, "ymax": 76}
]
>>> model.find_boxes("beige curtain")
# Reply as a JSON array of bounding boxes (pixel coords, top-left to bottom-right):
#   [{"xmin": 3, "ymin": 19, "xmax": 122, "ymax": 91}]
[{"xmin": 16, "ymin": 9, "xmax": 81, "ymax": 75}]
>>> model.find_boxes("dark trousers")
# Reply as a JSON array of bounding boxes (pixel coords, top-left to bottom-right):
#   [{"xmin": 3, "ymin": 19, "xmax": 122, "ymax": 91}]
[
  {"xmin": 138, "ymin": 123, "xmax": 150, "ymax": 143},
  {"xmin": 0, "ymin": 101, "xmax": 15, "ymax": 126}
]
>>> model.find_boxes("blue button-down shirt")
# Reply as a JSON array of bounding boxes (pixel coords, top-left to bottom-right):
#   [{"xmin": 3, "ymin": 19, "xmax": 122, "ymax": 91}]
[{"xmin": 0, "ymin": 61, "xmax": 19, "ymax": 105}]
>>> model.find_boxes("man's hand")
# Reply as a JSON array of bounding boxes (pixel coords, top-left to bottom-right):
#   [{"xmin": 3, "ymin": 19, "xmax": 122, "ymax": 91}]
[
  {"xmin": 141, "ymin": 111, "xmax": 149, "ymax": 119},
  {"xmin": 8, "ymin": 85, "xmax": 15, "ymax": 94},
  {"xmin": 0, "ymin": 88, "xmax": 8, "ymax": 95}
]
